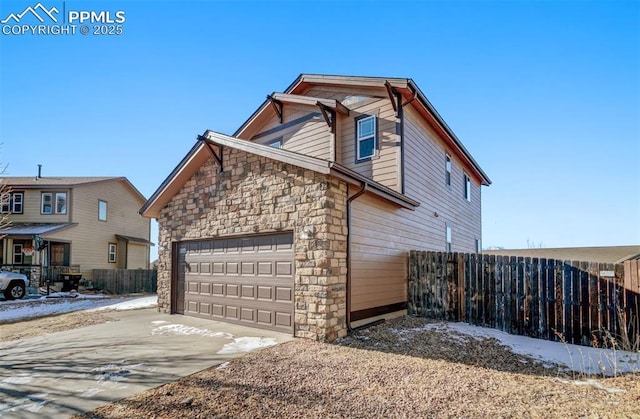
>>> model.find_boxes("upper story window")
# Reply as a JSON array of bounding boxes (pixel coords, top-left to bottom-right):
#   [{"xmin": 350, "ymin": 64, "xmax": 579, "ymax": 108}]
[
  {"xmin": 266, "ymin": 138, "xmax": 282, "ymax": 149},
  {"xmin": 463, "ymin": 173, "xmax": 471, "ymax": 202},
  {"xmin": 445, "ymin": 154, "xmax": 452, "ymax": 187},
  {"xmin": 356, "ymin": 115, "xmax": 377, "ymax": 161},
  {"xmin": 1, "ymin": 192, "xmax": 24, "ymax": 214},
  {"xmin": 98, "ymin": 200, "xmax": 108, "ymax": 221},
  {"xmin": 42, "ymin": 192, "xmax": 67, "ymax": 214}
]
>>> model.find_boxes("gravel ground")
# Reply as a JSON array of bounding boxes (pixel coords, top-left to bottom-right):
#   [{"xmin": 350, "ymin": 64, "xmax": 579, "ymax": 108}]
[{"xmin": 74, "ymin": 316, "xmax": 640, "ymax": 419}]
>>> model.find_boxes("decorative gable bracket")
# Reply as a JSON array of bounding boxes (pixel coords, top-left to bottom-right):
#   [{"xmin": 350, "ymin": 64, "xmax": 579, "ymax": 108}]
[
  {"xmin": 267, "ymin": 94, "xmax": 283, "ymax": 123},
  {"xmin": 197, "ymin": 135, "xmax": 224, "ymax": 173},
  {"xmin": 385, "ymin": 80, "xmax": 416, "ymax": 118},
  {"xmin": 316, "ymin": 102, "xmax": 337, "ymax": 134}
]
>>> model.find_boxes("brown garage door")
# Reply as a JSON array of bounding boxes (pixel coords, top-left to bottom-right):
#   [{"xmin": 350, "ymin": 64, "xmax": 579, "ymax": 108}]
[{"xmin": 174, "ymin": 233, "xmax": 294, "ymax": 333}]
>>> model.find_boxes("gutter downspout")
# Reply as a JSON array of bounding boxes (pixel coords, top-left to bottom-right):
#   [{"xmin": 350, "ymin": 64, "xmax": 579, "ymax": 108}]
[{"xmin": 346, "ymin": 181, "xmax": 367, "ymax": 333}]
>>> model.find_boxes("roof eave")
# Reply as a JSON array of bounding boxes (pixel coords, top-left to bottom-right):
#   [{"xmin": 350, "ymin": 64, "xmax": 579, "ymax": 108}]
[{"xmin": 406, "ymin": 79, "xmax": 492, "ymax": 186}]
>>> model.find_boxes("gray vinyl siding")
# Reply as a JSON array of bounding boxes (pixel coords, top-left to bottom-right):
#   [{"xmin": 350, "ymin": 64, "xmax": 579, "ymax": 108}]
[
  {"xmin": 9, "ymin": 189, "xmax": 71, "ymax": 223},
  {"xmin": 44, "ymin": 180, "xmax": 150, "ymax": 278}
]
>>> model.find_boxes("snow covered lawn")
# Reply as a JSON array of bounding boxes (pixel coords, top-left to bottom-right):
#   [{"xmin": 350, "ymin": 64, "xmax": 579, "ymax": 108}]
[{"xmin": 0, "ymin": 293, "xmax": 157, "ymax": 323}]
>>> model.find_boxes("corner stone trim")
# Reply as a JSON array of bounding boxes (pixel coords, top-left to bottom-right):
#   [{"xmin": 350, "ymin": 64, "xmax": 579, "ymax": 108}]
[{"xmin": 156, "ymin": 147, "xmax": 348, "ymax": 341}]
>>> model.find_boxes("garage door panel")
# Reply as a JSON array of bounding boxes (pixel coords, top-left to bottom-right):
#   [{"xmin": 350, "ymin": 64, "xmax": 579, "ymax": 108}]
[
  {"xmin": 241, "ymin": 307, "xmax": 254, "ymax": 321},
  {"xmin": 257, "ymin": 286, "xmax": 272, "ymax": 299},
  {"xmin": 177, "ymin": 233, "xmax": 294, "ymax": 333},
  {"xmin": 227, "ymin": 262, "xmax": 239, "ymax": 274},
  {"xmin": 275, "ymin": 312, "xmax": 292, "ymax": 328},
  {"xmin": 241, "ymin": 262, "xmax": 255, "ymax": 275},
  {"xmin": 276, "ymin": 287, "xmax": 292, "ymax": 302}
]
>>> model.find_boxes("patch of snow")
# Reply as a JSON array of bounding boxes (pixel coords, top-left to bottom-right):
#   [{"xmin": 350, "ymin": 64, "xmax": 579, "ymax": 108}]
[
  {"xmin": 78, "ymin": 388, "xmax": 105, "ymax": 398},
  {"xmin": 420, "ymin": 322, "xmax": 640, "ymax": 376},
  {"xmin": 1, "ymin": 374, "xmax": 33, "ymax": 384},
  {"xmin": 91, "ymin": 362, "xmax": 147, "ymax": 383},
  {"xmin": 151, "ymin": 320, "xmax": 168, "ymax": 325},
  {"xmin": 554, "ymin": 378, "xmax": 626, "ymax": 394},
  {"xmin": 151, "ymin": 324, "xmax": 234, "ymax": 339},
  {"xmin": 217, "ymin": 361, "xmax": 231, "ymax": 369},
  {"xmin": 0, "ymin": 295, "xmax": 157, "ymax": 322},
  {"xmin": 89, "ymin": 295, "xmax": 157, "ymax": 311},
  {"xmin": 1, "ymin": 393, "xmax": 52, "ymax": 414},
  {"xmin": 217, "ymin": 337, "xmax": 278, "ymax": 354}
]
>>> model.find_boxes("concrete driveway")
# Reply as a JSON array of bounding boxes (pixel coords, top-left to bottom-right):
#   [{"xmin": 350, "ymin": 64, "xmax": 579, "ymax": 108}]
[{"xmin": 0, "ymin": 308, "xmax": 292, "ymax": 418}]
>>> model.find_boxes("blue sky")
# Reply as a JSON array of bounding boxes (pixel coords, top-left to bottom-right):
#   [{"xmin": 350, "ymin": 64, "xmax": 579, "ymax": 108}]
[{"xmin": 1, "ymin": 1, "xmax": 638, "ymax": 261}]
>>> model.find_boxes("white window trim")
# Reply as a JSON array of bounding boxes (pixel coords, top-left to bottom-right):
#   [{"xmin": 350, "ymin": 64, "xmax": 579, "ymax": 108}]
[
  {"xmin": 42, "ymin": 191, "xmax": 67, "ymax": 214},
  {"xmin": 108, "ymin": 243, "xmax": 117, "ymax": 263},
  {"xmin": 12, "ymin": 192, "xmax": 23, "ymax": 213},
  {"xmin": 98, "ymin": 200, "xmax": 108, "ymax": 221},
  {"xmin": 356, "ymin": 115, "xmax": 377, "ymax": 161},
  {"xmin": 446, "ymin": 225, "xmax": 452, "ymax": 253},
  {"xmin": 41, "ymin": 192, "xmax": 53, "ymax": 214},
  {"xmin": 445, "ymin": 154, "xmax": 452, "ymax": 187},
  {"xmin": 463, "ymin": 173, "xmax": 471, "ymax": 202},
  {"xmin": 266, "ymin": 138, "xmax": 283, "ymax": 148}
]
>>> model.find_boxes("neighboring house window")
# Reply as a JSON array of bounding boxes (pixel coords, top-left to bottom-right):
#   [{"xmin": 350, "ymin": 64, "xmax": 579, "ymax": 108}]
[
  {"xmin": 13, "ymin": 244, "xmax": 23, "ymax": 264},
  {"xmin": 446, "ymin": 225, "xmax": 452, "ymax": 253},
  {"xmin": 463, "ymin": 174, "xmax": 471, "ymax": 202},
  {"xmin": 266, "ymin": 138, "xmax": 282, "ymax": 148},
  {"xmin": 12, "ymin": 192, "xmax": 23, "ymax": 213},
  {"xmin": 1, "ymin": 192, "xmax": 24, "ymax": 214},
  {"xmin": 98, "ymin": 200, "xmax": 108, "ymax": 221},
  {"xmin": 356, "ymin": 115, "xmax": 377, "ymax": 161},
  {"xmin": 108, "ymin": 243, "xmax": 117, "ymax": 263},
  {"xmin": 475, "ymin": 238, "xmax": 482, "ymax": 253},
  {"xmin": 42, "ymin": 192, "xmax": 67, "ymax": 214},
  {"xmin": 445, "ymin": 154, "xmax": 452, "ymax": 187}
]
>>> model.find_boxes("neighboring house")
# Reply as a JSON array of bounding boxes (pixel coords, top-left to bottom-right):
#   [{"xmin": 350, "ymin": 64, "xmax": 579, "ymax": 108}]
[
  {"xmin": 0, "ymin": 175, "xmax": 152, "ymax": 282},
  {"xmin": 483, "ymin": 246, "xmax": 640, "ymax": 264},
  {"xmin": 141, "ymin": 74, "xmax": 491, "ymax": 341}
]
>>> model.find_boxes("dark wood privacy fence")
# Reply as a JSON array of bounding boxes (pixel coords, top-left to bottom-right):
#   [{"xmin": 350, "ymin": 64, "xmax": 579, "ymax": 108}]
[
  {"xmin": 408, "ymin": 252, "xmax": 640, "ymax": 348},
  {"xmin": 92, "ymin": 269, "xmax": 157, "ymax": 294}
]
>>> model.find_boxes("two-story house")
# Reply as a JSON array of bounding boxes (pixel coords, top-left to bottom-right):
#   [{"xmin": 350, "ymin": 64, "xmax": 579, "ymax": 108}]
[
  {"xmin": 0, "ymin": 175, "xmax": 152, "ymax": 282},
  {"xmin": 141, "ymin": 74, "xmax": 491, "ymax": 341}
]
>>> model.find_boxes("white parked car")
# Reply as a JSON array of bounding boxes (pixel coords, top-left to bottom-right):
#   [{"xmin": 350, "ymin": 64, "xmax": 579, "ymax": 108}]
[{"xmin": 0, "ymin": 270, "xmax": 29, "ymax": 300}]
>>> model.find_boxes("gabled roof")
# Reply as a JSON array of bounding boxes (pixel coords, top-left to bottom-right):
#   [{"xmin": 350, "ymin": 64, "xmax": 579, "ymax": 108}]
[
  {"xmin": 2, "ymin": 176, "xmax": 147, "ymax": 203},
  {"xmin": 140, "ymin": 130, "xmax": 419, "ymax": 219},
  {"xmin": 234, "ymin": 74, "xmax": 491, "ymax": 186}
]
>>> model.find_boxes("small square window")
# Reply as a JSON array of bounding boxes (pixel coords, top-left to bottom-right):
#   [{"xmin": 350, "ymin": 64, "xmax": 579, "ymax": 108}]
[
  {"xmin": 108, "ymin": 243, "xmax": 117, "ymax": 263},
  {"xmin": 356, "ymin": 115, "xmax": 377, "ymax": 161},
  {"xmin": 464, "ymin": 174, "xmax": 471, "ymax": 202},
  {"xmin": 99, "ymin": 200, "xmax": 107, "ymax": 221},
  {"xmin": 445, "ymin": 154, "xmax": 452, "ymax": 186}
]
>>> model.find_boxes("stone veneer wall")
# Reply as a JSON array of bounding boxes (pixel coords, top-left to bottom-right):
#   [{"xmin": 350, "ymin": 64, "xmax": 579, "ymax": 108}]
[{"xmin": 156, "ymin": 147, "xmax": 348, "ymax": 341}]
